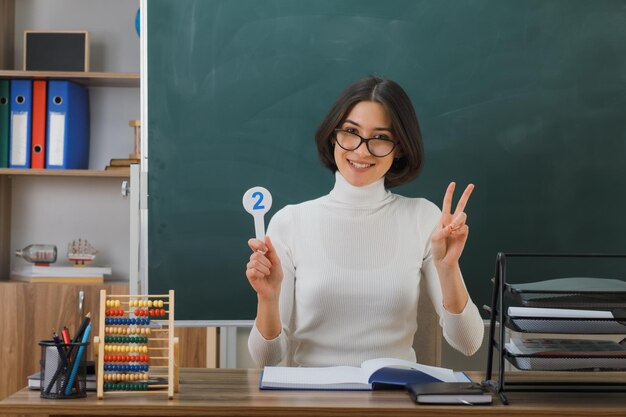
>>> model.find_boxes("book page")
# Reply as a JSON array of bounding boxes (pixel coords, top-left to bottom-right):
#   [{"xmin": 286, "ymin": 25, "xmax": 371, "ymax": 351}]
[
  {"xmin": 360, "ymin": 358, "xmax": 458, "ymax": 383},
  {"xmin": 262, "ymin": 366, "xmax": 368, "ymax": 385},
  {"xmin": 508, "ymin": 307, "xmax": 614, "ymax": 319}
]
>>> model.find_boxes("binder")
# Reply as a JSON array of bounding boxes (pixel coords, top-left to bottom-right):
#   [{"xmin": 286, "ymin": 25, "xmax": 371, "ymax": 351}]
[
  {"xmin": 407, "ymin": 382, "xmax": 492, "ymax": 405},
  {"xmin": 9, "ymin": 80, "xmax": 33, "ymax": 168},
  {"xmin": 46, "ymin": 81, "xmax": 90, "ymax": 169},
  {"xmin": 0, "ymin": 80, "xmax": 9, "ymax": 168},
  {"xmin": 31, "ymin": 80, "xmax": 47, "ymax": 169}
]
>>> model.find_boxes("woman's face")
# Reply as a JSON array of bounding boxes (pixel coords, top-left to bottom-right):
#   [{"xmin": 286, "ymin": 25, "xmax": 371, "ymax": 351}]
[{"xmin": 333, "ymin": 101, "xmax": 396, "ymax": 187}]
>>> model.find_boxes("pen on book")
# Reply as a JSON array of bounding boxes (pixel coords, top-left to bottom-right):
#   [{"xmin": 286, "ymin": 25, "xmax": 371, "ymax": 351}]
[{"xmin": 64, "ymin": 323, "xmax": 91, "ymax": 396}]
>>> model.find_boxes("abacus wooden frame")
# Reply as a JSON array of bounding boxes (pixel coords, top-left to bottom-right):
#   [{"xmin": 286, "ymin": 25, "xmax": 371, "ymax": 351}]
[{"xmin": 94, "ymin": 289, "xmax": 178, "ymax": 399}]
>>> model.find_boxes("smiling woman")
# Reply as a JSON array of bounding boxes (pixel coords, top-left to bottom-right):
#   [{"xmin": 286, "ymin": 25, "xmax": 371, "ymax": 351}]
[{"xmin": 244, "ymin": 75, "xmax": 484, "ymax": 368}]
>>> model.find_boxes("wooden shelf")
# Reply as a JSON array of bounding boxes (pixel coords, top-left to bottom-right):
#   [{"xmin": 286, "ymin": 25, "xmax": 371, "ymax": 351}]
[
  {"xmin": 0, "ymin": 70, "xmax": 139, "ymax": 87},
  {"xmin": 0, "ymin": 168, "xmax": 130, "ymax": 178},
  {"xmin": 0, "ymin": 279, "xmax": 130, "ymax": 284}
]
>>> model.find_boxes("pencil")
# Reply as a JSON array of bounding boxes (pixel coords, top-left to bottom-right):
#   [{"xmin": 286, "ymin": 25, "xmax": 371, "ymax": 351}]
[{"xmin": 63, "ymin": 323, "xmax": 92, "ymax": 396}]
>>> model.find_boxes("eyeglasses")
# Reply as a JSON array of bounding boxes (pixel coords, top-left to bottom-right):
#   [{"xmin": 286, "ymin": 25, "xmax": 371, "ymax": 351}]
[{"xmin": 333, "ymin": 129, "xmax": 397, "ymax": 157}]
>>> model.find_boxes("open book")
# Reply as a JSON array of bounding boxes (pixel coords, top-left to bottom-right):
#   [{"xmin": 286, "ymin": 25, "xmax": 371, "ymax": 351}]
[{"xmin": 259, "ymin": 358, "xmax": 470, "ymax": 390}]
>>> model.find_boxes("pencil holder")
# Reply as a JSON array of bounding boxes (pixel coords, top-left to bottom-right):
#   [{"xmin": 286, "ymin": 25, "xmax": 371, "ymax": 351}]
[{"xmin": 39, "ymin": 339, "xmax": 89, "ymax": 399}]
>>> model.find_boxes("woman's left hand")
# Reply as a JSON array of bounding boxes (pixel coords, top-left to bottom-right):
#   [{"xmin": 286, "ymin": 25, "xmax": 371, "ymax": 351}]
[{"xmin": 431, "ymin": 182, "xmax": 474, "ymax": 269}]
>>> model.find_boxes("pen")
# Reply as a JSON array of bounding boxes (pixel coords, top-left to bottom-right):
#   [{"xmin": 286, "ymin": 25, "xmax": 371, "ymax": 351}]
[
  {"xmin": 72, "ymin": 312, "xmax": 91, "ymax": 344},
  {"xmin": 62, "ymin": 325, "xmax": 81, "ymax": 391},
  {"xmin": 66, "ymin": 313, "xmax": 90, "ymax": 359},
  {"xmin": 61, "ymin": 327, "xmax": 71, "ymax": 350},
  {"xmin": 64, "ymin": 323, "xmax": 92, "ymax": 396},
  {"xmin": 52, "ymin": 331, "xmax": 69, "ymax": 366},
  {"xmin": 44, "ymin": 331, "xmax": 70, "ymax": 395}
]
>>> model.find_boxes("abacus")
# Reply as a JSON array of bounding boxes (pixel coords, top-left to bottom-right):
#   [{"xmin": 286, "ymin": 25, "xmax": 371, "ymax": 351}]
[{"xmin": 93, "ymin": 289, "xmax": 178, "ymax": 399}]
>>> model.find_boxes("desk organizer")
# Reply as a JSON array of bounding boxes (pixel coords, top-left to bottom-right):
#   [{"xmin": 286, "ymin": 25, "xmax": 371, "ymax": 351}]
[
  {"xmin": 483, "ymin": 253, "xmax": 626, "ymax": 404},
  {"xmin": 93, "ymin": 289, "xmax": 179, "ymax": 399}
]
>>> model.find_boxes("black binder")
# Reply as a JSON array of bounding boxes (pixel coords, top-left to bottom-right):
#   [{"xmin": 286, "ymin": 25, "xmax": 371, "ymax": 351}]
[{"xmin": 407, "ymin": 382, "xmax": 492, "ymax": 405}]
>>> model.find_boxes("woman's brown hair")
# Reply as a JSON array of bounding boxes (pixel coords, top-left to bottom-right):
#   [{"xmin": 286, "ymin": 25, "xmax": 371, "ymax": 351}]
[{"xmin": 315, "ymin": 75, "xmax": 424, "ymax": 188}]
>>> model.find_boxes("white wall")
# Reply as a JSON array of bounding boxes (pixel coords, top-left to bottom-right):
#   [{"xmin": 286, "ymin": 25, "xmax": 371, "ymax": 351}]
[
  {"xmin": 14, "ymin": 0, "xmax": 140, "ymax": 73},
  {"xmin": 10, "ymin": 0, "xmax": 140, "ymax": 280},
  {"xmin": 11, "ymin": 176, "xmax": 131, "ymax": 280}
]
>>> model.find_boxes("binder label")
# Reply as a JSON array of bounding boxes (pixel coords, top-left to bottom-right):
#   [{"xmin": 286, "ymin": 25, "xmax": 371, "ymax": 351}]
[
  {"xmin": 48, "ymin": 112, "xmax": 66, "ymax": 166},
  {"xmin": 10, "ymin": 112, "xmax": 28, "ymax": 166}
]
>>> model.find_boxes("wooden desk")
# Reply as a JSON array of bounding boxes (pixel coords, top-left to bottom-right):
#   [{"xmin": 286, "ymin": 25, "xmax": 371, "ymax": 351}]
[{"xmin": 0, "ymin": 368, "xmax": 625, "ymax": 417}]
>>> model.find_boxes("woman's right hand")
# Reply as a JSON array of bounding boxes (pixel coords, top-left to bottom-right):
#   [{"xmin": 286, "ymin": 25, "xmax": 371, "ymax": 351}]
[{"xmin": 245, "ymin": 236, "xmax": 283, "ymax": 301}]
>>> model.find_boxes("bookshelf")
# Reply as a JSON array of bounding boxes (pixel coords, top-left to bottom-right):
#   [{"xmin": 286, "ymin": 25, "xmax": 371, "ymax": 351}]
[
  {"xmin": 0, "ymin": 167, "xmax": 130, "ymax": 178},
  {"xmin": 0, "ymin": 69, "xmax": 139, "ymax": 87},
  {"xmin": 0, "ymin": 0, "xmax": 139, "ymax": 284},
  {"xmin": 0, "ymin": 70, "xmax": 137, "ymax": 179}
]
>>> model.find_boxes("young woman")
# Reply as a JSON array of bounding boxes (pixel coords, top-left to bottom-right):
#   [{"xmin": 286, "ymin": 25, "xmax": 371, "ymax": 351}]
[{"xmin": 245, "ymin": 76, "xmax": 484, "ymax": 367}]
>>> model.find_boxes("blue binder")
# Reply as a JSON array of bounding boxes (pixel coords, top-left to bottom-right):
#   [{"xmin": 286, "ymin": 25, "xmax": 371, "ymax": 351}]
[
  {"xmin": 9, "ymin": 80, "xmax": 33, "ymax": 168},
  {"xmin": 46, "ymin": 81, "xmax": 90, "ymax": 169}
]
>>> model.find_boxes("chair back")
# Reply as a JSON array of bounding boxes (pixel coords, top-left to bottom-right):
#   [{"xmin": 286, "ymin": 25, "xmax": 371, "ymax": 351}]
[{"xmin": 413, "ymin": 279, "xmax": 442, "ymax": 366}]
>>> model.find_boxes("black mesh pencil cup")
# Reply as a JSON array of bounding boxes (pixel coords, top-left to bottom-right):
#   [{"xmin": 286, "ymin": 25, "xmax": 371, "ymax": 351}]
[{"xmin": 39, "ymin": 339, "xmax": 89, "ymax": 399}]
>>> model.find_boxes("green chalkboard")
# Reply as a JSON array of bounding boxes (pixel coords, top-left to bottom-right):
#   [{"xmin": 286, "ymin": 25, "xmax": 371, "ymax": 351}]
[{"xmin": 148, "ymin": 0, "xmax": 626, "ymax": 321}]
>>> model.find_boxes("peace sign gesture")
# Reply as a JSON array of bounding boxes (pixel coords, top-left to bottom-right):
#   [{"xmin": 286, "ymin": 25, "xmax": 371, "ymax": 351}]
[{"xmin": 431, "ymin": 182, "xmax": 474, "ymax": 269}]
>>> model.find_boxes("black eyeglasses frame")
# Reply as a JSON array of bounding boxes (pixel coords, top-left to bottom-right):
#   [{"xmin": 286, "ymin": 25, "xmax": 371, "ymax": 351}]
[{"xmin": 333, "ymin": 128, "xmax": 398, "ymax": 158}]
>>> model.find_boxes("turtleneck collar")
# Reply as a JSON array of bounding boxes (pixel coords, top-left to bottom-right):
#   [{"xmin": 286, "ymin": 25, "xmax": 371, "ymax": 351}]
[{"xmin": 328, "ymin": 171, "xmax": 391, "ymax": 207}]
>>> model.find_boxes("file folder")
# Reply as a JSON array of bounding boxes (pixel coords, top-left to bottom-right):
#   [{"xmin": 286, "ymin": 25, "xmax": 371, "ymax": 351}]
[
  {"xmin": 46, "ymin": 81, "xmax": 90, "ymax": 169},
  {"xmin": 31, "ymin": 80, "xmax": 47, "ymax": 169},
  {"xmin": 9, "ymin": 80, "xmax": 33, "ymax": 169},
  {"xmin": 0, "ymin": 80, "xmax": 9, "ymax": 168}
]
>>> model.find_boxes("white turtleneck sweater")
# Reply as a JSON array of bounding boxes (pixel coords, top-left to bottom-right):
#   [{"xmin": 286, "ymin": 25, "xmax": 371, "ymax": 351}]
[{"xmin": 248, "ymin": 172, "xmax": 484, "ymax": 367}]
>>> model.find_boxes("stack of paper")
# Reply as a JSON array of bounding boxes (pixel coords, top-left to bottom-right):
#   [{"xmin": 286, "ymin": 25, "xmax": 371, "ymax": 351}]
[
  {"xmin": 509, "ymin": 338, "xmax": 626, "ymax": 356},
  {"xmin": 505, "ymin": 338, "xmax": 626, "ymax": 370},
  {"xmin": 11, "ymin": 265, "xmax": 111, "ymax": 283},
  {"xmin": 507, "ymin": 307, "xmax": 626, "ymax": 333}
]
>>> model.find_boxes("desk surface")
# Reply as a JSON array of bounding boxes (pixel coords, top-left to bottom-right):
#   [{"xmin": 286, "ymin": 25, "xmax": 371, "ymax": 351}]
[{"xmin": 1, "ymin": 369, "xmax": 625, "ymax": 417}]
